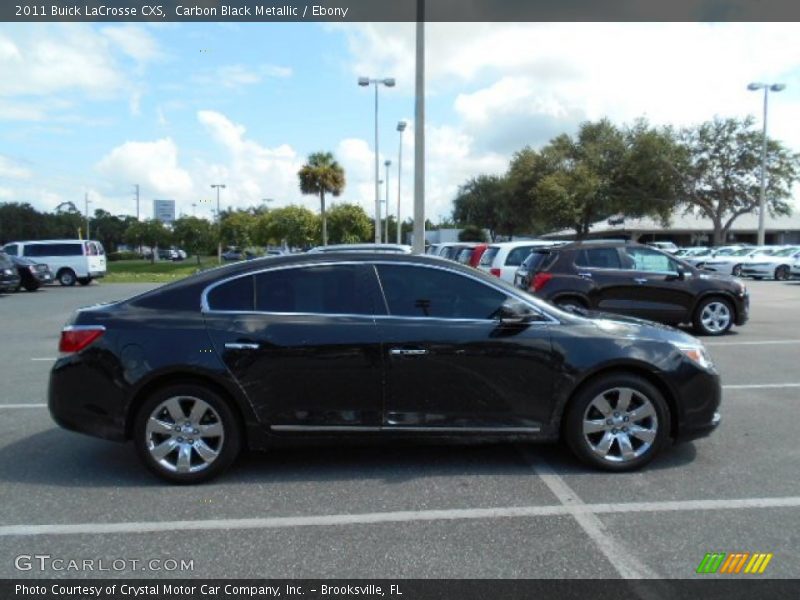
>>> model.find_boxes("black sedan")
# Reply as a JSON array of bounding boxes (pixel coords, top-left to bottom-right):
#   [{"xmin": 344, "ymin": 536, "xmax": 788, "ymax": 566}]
[
  {"xmin": 9, "ymin": 255, "xmax": 53, "ymax": 291},
  {"xmin": 49, "ymin": 253, "xmax": 721, "ymax": 483},
  {"xmin": 0, "ymin": 252, "xmax": 21, "ymax": 293}
]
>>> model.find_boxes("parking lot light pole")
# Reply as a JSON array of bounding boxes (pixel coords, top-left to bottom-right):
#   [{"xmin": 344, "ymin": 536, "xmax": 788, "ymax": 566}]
[
  {"xmin": 84, "ymin": 193, "xmax": 92, "ymax": 240},
  {"xmin": 211, "ymin": 184, "xmax": 226, "ymax": 263},
  {"xmin": 384, "ymin": 159, "xmax": 392, "ymax": 243},
  {"xmin": 358, "ymin": 76, "xmax": 396, "ymax": 244},
  {"xmin": 396, "ymin": 121, "xmax": 407, "ymax": 244},
  {"xmin": 748, "ymin": 82, "xmax": 785, "ymax": 246}
]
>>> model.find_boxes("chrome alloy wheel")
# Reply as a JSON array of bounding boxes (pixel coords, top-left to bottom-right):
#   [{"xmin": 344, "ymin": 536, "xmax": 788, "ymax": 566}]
[
  {"xmin": 145, "ymin": 396, "xmax": 224, "ymax": 474},
  {"xmin": 582, "ymin": 387, "xmax": 658, "ymax": 463},
  {"xmin": 700, "ymin": 301, "xmax": 732, "ymax": 334}
]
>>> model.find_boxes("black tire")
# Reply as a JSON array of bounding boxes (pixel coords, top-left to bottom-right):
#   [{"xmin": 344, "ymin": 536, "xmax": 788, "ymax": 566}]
[
  {"xmin": 57, "ymin": 269, "xmax": 77, "ymax": 286},
  {"xmin": 692, "ymin": 296, "xmax": 734, "ymax": 336},
  {"xmin": 775, "ymin": 265, "xmax": 790, "ymax": 281},
  {"xmin": 23, "ymin": 282, "xmax": 40, "ymax": 292},
  {"xmin": 77, "ymin": 277, "xmax": 91, "ymax": 286},
  {"xmin": 732, "ymin": 264, "xmax": 743, "ymax": 277},
  {"xmin": 564, "ymin": 373, "xmax": 671, "ymax": 472},
  {"xmin": 133, "ymin": 384, "xmax": 242, "ymax": 484}
]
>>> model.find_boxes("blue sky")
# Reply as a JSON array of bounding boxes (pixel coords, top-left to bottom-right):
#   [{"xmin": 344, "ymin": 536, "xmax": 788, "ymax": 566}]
[{"xmin": 1, "ymin": 22, "xmax": 800, "ymax": 223}]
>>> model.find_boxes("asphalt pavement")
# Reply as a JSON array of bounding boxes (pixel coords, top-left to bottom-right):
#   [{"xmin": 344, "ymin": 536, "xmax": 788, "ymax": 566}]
[{"xmin": 0, "ymin": 280, "xmax": 798, "ymax": 579}]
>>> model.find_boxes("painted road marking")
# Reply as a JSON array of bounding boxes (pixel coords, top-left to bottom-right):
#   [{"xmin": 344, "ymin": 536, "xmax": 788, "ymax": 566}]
[
  {"xmin": 706, "ymin": 340, "xmax": 800, "ymax": 346},
  {"xmin": 0, "ymin": 403, "xmax": 47, "ymax": 409},
  {"xmin": 2, "ymin": 495, "xmax": 799, "ymax": 538}
]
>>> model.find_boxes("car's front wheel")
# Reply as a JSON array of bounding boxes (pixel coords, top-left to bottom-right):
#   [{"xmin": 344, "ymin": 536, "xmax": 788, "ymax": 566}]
[
  {"xmin": 732, "ymin": 264, "xmax": 743, "ymax": 277},
  {"xmin": 693, "ymin": 297, "xmax": 734, "ymax": 336},
  {"xmin": 564, "ymin": 374, "xmax": 670, "ymax": 471},
  {"xmin": 133, "ymin": 384, "xmax": 242, "ymax": 484}
]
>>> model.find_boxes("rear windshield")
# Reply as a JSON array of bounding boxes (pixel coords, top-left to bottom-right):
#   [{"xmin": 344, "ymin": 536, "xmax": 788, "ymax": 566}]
[
  {"xmin": 480, "ymin": 246, "xmax": 500, "ymax": 266},
  {"xmin": 521, "ymin": 251, "xmax": 557, "ymax": 273},
  {"xmin": 505, "ymin": 246, "xmax": 538, "ymax": 266},
  {"xmin": 456, "ymin": 248, "xmax": 473, "ymax": 263}
]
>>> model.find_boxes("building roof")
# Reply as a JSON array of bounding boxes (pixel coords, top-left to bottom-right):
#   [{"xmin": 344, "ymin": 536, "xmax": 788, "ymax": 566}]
[{"xmin": 541, "ymin": 209, "xmax": 800, "ymax": 239}]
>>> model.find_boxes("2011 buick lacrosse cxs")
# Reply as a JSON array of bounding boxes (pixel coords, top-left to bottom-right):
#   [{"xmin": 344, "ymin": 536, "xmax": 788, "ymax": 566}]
[{"xmin": 49, "ymin": 253, "xmax": 721, "ymax": 483}]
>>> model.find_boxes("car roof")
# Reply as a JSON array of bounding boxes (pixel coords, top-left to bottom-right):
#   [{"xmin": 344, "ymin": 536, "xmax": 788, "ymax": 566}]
[
  {"xmin": 487, "ymin": 240, "xmax": 559, "ymax": 249},
  {"xmin": 307, "ymin": 244, "xmax": 412, "ymax": 253},
  {"xmin": 6, "ymin": 239, "xmax": 98, "ymax": 244}
]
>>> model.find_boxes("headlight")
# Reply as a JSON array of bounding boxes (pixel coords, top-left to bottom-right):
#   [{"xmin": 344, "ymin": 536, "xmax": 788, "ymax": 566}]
[
  {"xmin": 3, "ymin": 268, "xmax": 12, "ymax": 275},
  {"xmin": 675, "ymin": 344, "xmax": 714, "ymax": 370}
]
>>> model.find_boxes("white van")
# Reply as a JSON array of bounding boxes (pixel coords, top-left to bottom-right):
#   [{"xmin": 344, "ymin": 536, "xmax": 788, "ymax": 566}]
[{"xmin": 1, "ymin": 239, "xmax": 106, "ymax": 286}]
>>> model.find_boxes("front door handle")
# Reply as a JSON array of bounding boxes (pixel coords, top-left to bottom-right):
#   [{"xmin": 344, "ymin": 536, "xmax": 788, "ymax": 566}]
[
  {"xmin": 632, "ymin": 278, "xmax": 648, "ymax": 284},
  {"xmin": 578, "ymin": 272, "xmax": 593, "ymax": 279},
  {"xmin": 224, "ymin": 342, "xmax": 260, "ymax": 350},
  {"xmin": 390, "ymin": 348, "xmax": 428, "ymax": 356}
]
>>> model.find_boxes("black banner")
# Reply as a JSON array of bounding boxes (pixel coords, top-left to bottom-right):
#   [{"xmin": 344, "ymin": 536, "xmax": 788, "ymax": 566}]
[
  {"xmin": 3, "ymin": 580, "xmax": 800, "ymax": 600},
  {"xmin": 3, "ymin": 0, "xmax": 800, "ymax": 23}
]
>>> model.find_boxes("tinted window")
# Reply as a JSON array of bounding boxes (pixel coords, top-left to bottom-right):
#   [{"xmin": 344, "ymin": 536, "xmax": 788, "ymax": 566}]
[
  {"xmin": 3, "ymin": 244, "xmax": 18, "ymax": 256},
  {"xmin": 456, "ymin": 248, "xmax": 473, "ymax": 263},
  {"xmin": 522, "ymin": 251, "xmax": 557, "ymax": 273},
  {"xmin": 575, "ymin": 247, "xmax": 622, "ymax": 269},
  {"xmin": 621, "ymin": 247, "xmax": 679, "ymax": 273},
  {"xmin": 207, "ymin": 275, "xmax": 254, "ymax": 311},
  {"xmin": 0, "ymin": 252, "xmax": 12, "ymax": 268},
  {"xmin": 480, "ymin": 246, "xmax": 500, "ymax": 266},
  {"xmin": 254, "ymin": 265, "xmax": 369, "ymax": 315},
  {"xmin": 377, "ymin": 264, "xmax": 508, "ymax": 320},
  {"xmin": 24, "ymin": 243, "xmax": 83, "ymax": 257},
  {"xmin": 505, "ymin": 246, "xmax": 537, "ymax": 266}
]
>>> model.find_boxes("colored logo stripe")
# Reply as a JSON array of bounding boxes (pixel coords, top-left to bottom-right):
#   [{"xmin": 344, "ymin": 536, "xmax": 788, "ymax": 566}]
[{"xmin": 697, "ymin": 552, "xmax": 773, "ymax": 574}]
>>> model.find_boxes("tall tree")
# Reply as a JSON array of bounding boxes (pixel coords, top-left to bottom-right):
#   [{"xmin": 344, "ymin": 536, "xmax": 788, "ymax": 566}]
[
  {"xmin": 678, "ymin": 116, "xmax": 799, "ymax": 245},
  {"xmin": 325, "ymin": 203, "xmax": 372, "ymax": 244},
  {"xmin": 124, "ymin": 219, "xmax": 172, "ymax": 263},
  {"xmin": 173, "ymin": 216, "xmax": 213, "ymax": 264},
  {"xmin": 253, "ymin": 206, "xmax": 320, "ymax": 249},
  {"xmin": 298, "ymin": 152, "xmax": 346, "ymax": 246},
  {"xmin": 452, "ymin": 175, "xmax": 507, "ymax": 241},
  {"xmin": 219, "ymin": 210, "xmax": 256, "ymax": 248}
]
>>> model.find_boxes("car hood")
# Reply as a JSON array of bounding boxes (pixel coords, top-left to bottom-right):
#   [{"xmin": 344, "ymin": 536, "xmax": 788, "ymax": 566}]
[{"xmin": 565, "ymin": 308, "xmax": 701, "ymax": 346}]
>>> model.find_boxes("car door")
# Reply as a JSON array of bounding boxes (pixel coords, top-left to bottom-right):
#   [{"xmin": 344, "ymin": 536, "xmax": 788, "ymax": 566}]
[
  {"xmin": 618, "ymin": 246, "xmax": 695, "ymax": 323},
  {"xmin": 373, "ymin": 262, "xmax": 555, "ymax": 431},
  {"xmin": 572, "ymin": 247, "xmax": 635, "ymax": 313},
  {"xmin": 203, "ymin": 263, "xmax": 384, "ymax": 430}
]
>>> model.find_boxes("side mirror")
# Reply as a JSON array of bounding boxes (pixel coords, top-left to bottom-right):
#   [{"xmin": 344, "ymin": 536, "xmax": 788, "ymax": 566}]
[{"xmin": 496, "ymin": 300, "xmax": 539, "ymax": 325}]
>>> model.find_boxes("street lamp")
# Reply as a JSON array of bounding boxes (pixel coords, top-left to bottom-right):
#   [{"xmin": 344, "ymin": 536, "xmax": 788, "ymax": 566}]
[
  {"xmin": 211, "ymin": 184, "xmax": 226, "ymax": 263},
  {"xmin": 84, "ymin": 193, "xmax": 92, "ymax": 240},
  {"xmin": 358, "ymin": 76, "xmax": 396, "ymax": 243},
  {"xmin": 396, "ymin": 121, "xmax": 407, "ymax": 244},
  {"xmin": 384, "ymin": 160, "xmax": 392, "ymax": 243},
  {"xmin": 747, "ymin": 82, "xmax": 785, "ymax": 246}
]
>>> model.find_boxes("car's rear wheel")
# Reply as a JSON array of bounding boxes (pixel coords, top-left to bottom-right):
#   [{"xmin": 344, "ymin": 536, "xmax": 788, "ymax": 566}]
[
  {"xmin": 732, "ymin": 264, "xmax": 743, "ymax": 277},
  {"xmin": 775, "ymin": 265, "xmax": 790, "ymax": 281},
  {"xmin": 564, "ymin": 374, "xmax": 670, "ymax": 471},
  {"xmin": 57, "ymin": 268, "xmax": 76, "ymax": 286},
  {"xmin": 693, "ymin": 297, "xmax": 734, "ymax": 336},
  {"xmin": 133, "ymin": 384, "xmax": 242, "ymax": 484}
]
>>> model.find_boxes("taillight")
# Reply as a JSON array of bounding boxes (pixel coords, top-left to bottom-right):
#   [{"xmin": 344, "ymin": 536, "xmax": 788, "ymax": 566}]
[
  {"xmin": 59, "ymin": 326, "xmax": 105, "ymax": 353},
  {"xmin": 531, "ymin": 272, "xmax": 552, "ymax": 292},
  {"xmin": 490, "ymin": 268, "xmax": 501, "ymax": 277}
]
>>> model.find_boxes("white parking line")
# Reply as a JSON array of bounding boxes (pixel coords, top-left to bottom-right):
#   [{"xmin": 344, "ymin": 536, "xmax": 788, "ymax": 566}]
[
  {"xmin": 2, "ymin": 495, "xmax": 798, "ymax": 538},
  {"xmin": 723, "ymin": 383, "xmax": 800, "ymax": 390},
  {"xmin": 30, "ymin": 358, "xmax": 56, "ymax": 361},
  {"xmin": 519, "ymin": 449, "xmax": 660, "ymax": 580},
  {"xmin": 706, "ymin": 339, "xmax": 800, "ymax": 346},
  {"xmin": 0, "ymin": 404, "xmax": 47, "ymax": 409}
]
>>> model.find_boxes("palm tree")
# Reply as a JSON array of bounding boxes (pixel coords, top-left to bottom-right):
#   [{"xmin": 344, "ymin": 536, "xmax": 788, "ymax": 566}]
[{"xmin": 298, "ymin": 152, "xmax": 346, "ymax": 246}]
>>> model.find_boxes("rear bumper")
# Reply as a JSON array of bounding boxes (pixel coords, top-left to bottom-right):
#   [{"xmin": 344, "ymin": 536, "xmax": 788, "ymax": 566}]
[{"xmin": 89, "ymin": 271, "xmax": 106, "ymax": 278}]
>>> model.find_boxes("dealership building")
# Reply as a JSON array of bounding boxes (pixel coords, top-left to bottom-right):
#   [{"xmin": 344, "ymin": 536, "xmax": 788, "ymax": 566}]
[{"xmin": 541, "ymin": 210, "xmax": 800, "ymax": 246}]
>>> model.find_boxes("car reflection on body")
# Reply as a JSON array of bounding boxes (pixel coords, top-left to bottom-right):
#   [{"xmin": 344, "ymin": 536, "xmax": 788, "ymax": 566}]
[{"xmin": 49, "ymin": 253, "xmax": 721, "ymax": 483}]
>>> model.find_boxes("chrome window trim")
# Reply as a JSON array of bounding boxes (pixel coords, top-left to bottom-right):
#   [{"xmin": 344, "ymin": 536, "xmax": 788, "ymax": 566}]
[{"xmin": 201, "ymin": 259, "xmax": 561, "ymax": 325}]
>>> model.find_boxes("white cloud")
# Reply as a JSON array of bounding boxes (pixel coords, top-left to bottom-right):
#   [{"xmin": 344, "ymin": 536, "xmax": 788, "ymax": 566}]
[
  {"xmin": 0, "ymin": 156, "xmax": 32, "ymax": 180},
  {"xmin": 101, "ymin": 25, "xmax": 162, "ymax": 65},
  {"xmin": 196, "ymin": 110, "xmax": 305, "ymax": 208},
  {"xmin": 95, "ymin": 138, "xmax": 194, "ymax": 201},
  {"xmin": 197, "ymin": 63, "xmax": 293, "ymax": 89}
]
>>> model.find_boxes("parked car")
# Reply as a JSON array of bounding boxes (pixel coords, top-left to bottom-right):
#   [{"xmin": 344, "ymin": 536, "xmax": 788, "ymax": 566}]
[
  {"xmin": 791, "ymin": 257, "xmax": 800, "ymax": 279},
  {"xmin": 49, "ymin": 253, "xmax": 721, "ymax": 483},
  {"xmin": 0, "ymin": 252, "xmax": 21, "ymax": 293},
  {"xmin": 452, "ymin": 243, "xmax": 479, "ymax": 264},
  {"xmin": 468, "ymin": 243, "xmax": 489, "ymax": 268},
  {"xmin": 647, "ymin": 241, "xmax": 679, "ymax": 254},
  {"xmin": 682, "ymin": 245, "xmax": 747, "ymax": 268},
  {"xmin": 1, "ymin": 239, "xmax": 106, "ymax": 286},
  {"xmin": 700, "ymin": 246, "xmax": 781, "ymax": 276},
  {"xmin": 479, "ymin": 241, "xmax": 560, "ymax": 282},
  {"xmin": 674, "ymin": 247, "xmax": 709, "ymax": 258},
  {"xmin": 739, "ymin": 246, "xmax": 800, "ymax": 280},
  {"xmin": 221, "ymin": 249, "xmax": 244, "ymax": 261},
  {"xmin": 307, "ymin": 244, "xmax": 412, "ymax": 254},
  {"xmin": 516, "ymin": 240, "xmax": 749, "ymax": 336},
  {"xmin": 8, "ymin": 255, "xmax": 53, "ymax": 291}
]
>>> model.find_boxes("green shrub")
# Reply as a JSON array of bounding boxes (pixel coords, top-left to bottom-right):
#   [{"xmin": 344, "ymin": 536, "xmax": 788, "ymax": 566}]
[{"xmin": 108, "ymin": 251, "xmax": 141, "ymax": 262}]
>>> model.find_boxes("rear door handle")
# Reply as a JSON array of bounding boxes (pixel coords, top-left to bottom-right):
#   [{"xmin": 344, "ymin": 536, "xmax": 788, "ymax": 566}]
[
  {"xmin": 633, "ymin": 278, "xmax": 648, "ymax": 284},
  {"xmin": 224, "ymin": 342, "xmax": 260, "ymax": 350},
  {"xmin": 578, "ymin": 272, "xmax": 592, "ymax": 279},
  {"xmin": 390, "ymin": 348, "xmax": 428, "ymax": 356}
]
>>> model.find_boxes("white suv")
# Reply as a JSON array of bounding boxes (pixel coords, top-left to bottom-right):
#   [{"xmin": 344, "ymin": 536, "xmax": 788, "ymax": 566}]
[
  {"xmin": 478, "ymin": 241, "xmax": 560, "ymax": 283},
  {"xmin": 1, "ymin": 239, "xmax": 106, "ymax": 286}
]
